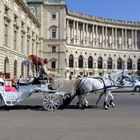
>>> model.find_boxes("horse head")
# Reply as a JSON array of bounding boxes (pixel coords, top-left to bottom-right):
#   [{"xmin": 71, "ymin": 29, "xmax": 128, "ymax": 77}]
[{"xmin": 109, "ymin": 70, "xmax": 124, "ymax": 86}]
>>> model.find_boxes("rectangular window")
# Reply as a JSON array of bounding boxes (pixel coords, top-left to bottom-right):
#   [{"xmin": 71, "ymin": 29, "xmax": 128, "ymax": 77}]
[
  {"xmin": 5, "ymin": 7, "xmax": 9, "ymax": 15},
  {"xmin": 52, "ymin": 28, "xmax": 56, "ymax": 39},
  {"xmin": 27, "ymin": 39, "xmax": 30, "ymax": 55},
  {"xmin": 14, "ymin": 30, "xmax": 17, "ymax": 50},
  {"xmin": 21, "ymin": 35, "xmax": 24, "ymax": 53},
  {"xmin": 51, "ymin": 61, "xmax": 56, "ymax": 69},
  {"xmin": 21, "ymin": 21, "xmax": 24, "ymax": 29},
  {"xmin": 52, "ymin": 13, "xmax": 56, "ymax": 19},
  {"xmin": 4, "ymin": 24, "xmax": 8, "ymax": 46},
  {"xmin": 14, "ymin": 15, "xmax": 17, "ymax": 23},
  {"xmin": 52, "ymin": 46, "xmax": 56, "ymax": 52}
]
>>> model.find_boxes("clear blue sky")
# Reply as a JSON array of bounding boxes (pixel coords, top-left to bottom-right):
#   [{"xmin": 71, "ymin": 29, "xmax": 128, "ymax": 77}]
[{"xmin": 65, "ymin": 0, "xmax": 140, "ymax": 22}]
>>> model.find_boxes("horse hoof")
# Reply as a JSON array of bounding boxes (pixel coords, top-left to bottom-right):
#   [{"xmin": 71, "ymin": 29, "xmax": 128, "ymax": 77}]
[
  {"xmin": 79, "ymin": 105, "xmax": 84, "ymax": 110},
  {"xmin": 104, "ymin": 106, "xmax": 108, "ymax": 110},
  {"xmin": 112, "ymin": 103, "xmax": 115, "ymax": 108}
]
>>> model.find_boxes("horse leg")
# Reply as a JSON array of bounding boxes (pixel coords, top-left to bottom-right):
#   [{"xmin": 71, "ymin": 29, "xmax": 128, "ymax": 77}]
[
  {"xmin": 108, "ymin": 91, "xmax": 115, "ymax": 108},
  {"xmin": 78, "ymin": 95, "xmax": 84, "ymax": 109},
  {"xmin": 96, "ymin": 92, "xmax": 104, "ymax": 107},
  {"xmin": 104, "ymin": 92, "xmax": 109, "ymax": 110},
  {"xmin": 83, "ymin": 95, "xmax": 89, "ymax": 107}
]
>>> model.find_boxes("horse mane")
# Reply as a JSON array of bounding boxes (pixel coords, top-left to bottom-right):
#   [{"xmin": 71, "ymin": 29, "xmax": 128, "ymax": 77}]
[{"xmin": 109, "ymin": 70, "xmax": 123, "ymax": 82}]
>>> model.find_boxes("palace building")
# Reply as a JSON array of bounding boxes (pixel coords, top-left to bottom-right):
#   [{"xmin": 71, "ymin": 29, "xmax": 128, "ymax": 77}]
[
  {"xmin": 0, "ymin": 0, "xmax": 140, "ymax": 80},
  {"xmin": 27, "ymin": 0, "xmax": 140, "ymax": 77},
  {"xmin": 0, "ymin": 0, "xmax": 42, "ymax": 79}
]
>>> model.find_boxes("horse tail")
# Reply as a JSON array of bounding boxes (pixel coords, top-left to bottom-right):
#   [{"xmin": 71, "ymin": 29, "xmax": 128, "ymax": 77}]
[{"xmin": 71, "ymin": 78, "xmax": 80, "ymax": 96}]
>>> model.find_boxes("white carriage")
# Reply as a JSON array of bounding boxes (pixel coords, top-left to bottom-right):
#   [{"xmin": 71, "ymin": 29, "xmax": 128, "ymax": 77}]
[{"xmin": 0, "ymin": 78, "xmax": 72, "ymax": 111}]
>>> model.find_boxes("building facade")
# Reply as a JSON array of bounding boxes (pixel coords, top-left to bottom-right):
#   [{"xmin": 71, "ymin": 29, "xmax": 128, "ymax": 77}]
[
  {"xmin": 1, "ymin": 0, "xmax": 140, "ymax": 79},
  {"xmin": 27, "ymin": 0, "xmax": 140, "ymax": 77},
  {"xmin": 0, "ymin": 0, "xmax": 41, "ymax": 79}
]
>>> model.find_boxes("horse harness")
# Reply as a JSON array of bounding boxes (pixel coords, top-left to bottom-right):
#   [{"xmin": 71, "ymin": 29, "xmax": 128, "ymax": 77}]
[{"xmin": 78, "ymin": 75, "xmax": 116, "ymax": 94}]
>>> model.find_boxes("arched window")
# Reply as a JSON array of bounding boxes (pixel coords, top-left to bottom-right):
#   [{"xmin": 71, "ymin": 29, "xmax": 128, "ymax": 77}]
[
  {"xmin": 98, "ymin": 57, "xmax": 103, "ymax": 69},
  {"xmin": 14, "ymin": 60, "xmax": 17, "ymax": 77},
  {"xmin": 50, "ymin": 26, "xmax": 57, "ymax": 39},
  {"xmin": 127, "ymin": 58, "xmax": 132, "ymax": 70},
  {"xmin": 27, "ymin": 63, "xmax": 30, "ymax": 77},
  {"xmin": 69, "ymin": 54, "xmax": 74, "ymax": 68},
  {"xmin": 21, "ymin": 62, "xmax": 24, "ymax": 76},
  {"xmin": 4, "ymin": 57, "xmax": 9, "ymax": 73},
  {"xmin": 117, "ymin": 58, "xmax": 122, "ymax": 69},
  {"xmin": 78, "ymin": 55, "xmax": 83, "ymax": 68},
  {"xmin": 107, "ymin": 57, "xmax": 112, "ymax": 69},
  {"xmin": 88, "ymin": 56, "xmax": 93, "ymax": 68},
  {"xmin": 137, "ymin": 59, "xmax": 140, "ymax": 70}
]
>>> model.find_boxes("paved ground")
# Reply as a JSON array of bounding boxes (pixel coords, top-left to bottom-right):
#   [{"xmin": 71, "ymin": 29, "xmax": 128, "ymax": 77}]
[
  {"xmin": 0, "ymin": 79, "xmax": 140, "ymax": 140},
  {"xmin": 0, "ymin": 90, "xmax": 140, "ymax": 140}
]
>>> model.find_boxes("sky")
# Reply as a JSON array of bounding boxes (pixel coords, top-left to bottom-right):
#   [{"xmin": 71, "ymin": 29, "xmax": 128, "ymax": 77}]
[{"xmin": 65, "ymin": 0, "xmax": 140, "ymax": 22}]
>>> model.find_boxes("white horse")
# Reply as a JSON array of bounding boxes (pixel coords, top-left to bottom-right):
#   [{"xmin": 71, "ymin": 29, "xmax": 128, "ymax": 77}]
[{"xmin": 74, "ymin": 71, "xmax": 123, "ymax": 110}]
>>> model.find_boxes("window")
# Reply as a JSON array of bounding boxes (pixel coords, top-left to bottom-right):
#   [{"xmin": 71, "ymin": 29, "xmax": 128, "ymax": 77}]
[
  {"xmin": 5, "ymin": 6, "xmax": 9, "ymax": 15},
  {"xmin": 14, "ymin": 15, "xmax": 17, "ymax": 23},
  {"xmin": 21, "ymin": 62, "xmax": 24, "ymax": 76},
  {"xmin": 107, "ymin": 57, "xmax": 112, "ymax": 69},
  {"xmin": 52, "ymin": 13, "xmax": 56, "ymax": 19},
  {"xmin": 117, "ymin": 58, "xmax": 122, "ymax": 69},
  {"xmin": 21, "ymin": 21, "xmax": 24, "ymax": 29},
  {"xmin": 14, "ymin": 60, "xmax": 17, "ymax": 77},
  {"xmin": 21, "ymin": 34, "xmax": 24, "ymax": 53},
  {"xmin": 98, "ymin": 57, "xmax": 103, "ymax": 69},
  {"xmin": 88, "ymin": 56, "xmax": 93, "ymax": 68},
  {"xmin": 69, "ymin": 54, "xmax": 74, "ymax": 68},
  {"xmin": 27, "ymin": 38, "xmax": 30, "ymax": 55},
  {"xmin": 13, "ymin": 30, "xmax": 17, "ymax": 50},
  {"xmin": 78, "ymin": 55, "xmax": 83, "ymax": 68},
  {"xmin": 52, "ymin": 61, "xmax": 56, "ymax": 69},
  {"xmin": 137, "ymin": 59, "xmax": 140, "ymax": 70},
  {"xmin": 51, "ymin": 28, "xmax": 56, "ymax": 39},
  {"xmin": 127, "ymin": 58, "xmax": 132, "ymax": 70},
  {"xmin": 4, "ymin": 57, "xmax": 9, "ymax": 74},
  {"xmin": 4, "ymin": 24, "xmax": 8, "ymax": 46},
  {"xmin": 52, "ymin": 46, "xmax": 56, "ymax": 52}
]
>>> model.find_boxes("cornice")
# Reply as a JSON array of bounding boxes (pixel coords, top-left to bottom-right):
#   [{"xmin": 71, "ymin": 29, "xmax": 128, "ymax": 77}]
[
  {"xmin": 67, "ymin": 10, "xmax": 140, "ymax": 28},
  {"xmin": 15, "ymin": 0, "xmax": 41, "ymax": 27}
]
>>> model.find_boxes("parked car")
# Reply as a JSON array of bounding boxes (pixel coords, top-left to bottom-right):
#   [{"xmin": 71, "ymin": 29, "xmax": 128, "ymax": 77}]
[{"xmin": 113, "ymin": 75, "xmax": 140, "ymax": 92}]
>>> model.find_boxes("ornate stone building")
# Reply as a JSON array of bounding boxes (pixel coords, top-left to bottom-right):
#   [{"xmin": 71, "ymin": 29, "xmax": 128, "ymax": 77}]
[
  {"xmin": 27, "ymin": 0, "xmax": 140, "ymax": 77},
  {"xmin": 0, "ymin": 0, "xmax": 42, "ymax": 79},
  {"xmin": 1, "ymin": 0, "xmax": 140, "ymax": 79}
]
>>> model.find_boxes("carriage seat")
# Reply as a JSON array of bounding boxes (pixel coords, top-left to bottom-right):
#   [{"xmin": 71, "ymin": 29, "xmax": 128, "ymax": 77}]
[{"xmin": 4, "ymin": 85, "xmax": 17, "ymax": 92}]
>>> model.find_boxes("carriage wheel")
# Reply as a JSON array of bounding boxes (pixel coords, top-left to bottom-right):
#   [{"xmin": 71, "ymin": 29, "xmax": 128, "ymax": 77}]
[{"xmin": 43, "ymin": 94, "xmax": 61, "ymax": 111}]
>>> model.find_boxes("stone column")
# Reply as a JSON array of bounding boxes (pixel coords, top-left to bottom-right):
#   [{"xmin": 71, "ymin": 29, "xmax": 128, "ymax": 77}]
[
  {"xmin": 112, "ymin": 28, "xmax": 114, "ymax": 49},
  {"xmin": 102, "ymin": 26, "xmax": 104, "ymax": 47},
  {"xmin": 134, "ymin": 30, "xmax": 137, "ymax": 49},
  {"xmin": 132, "ymin": 30, "xmax": 134, "ymax": 49},
  {"xmin": 66, "ymin": 19, "xmax": 69, "ymax": 43},
  {"xmin": 125, "ymin": 29, "xmax": 127, "ymax": 49},
  {"xmin": 92, "ymin": 25, "xmax": 95, "ymax": 46},
  {"xmin": 73, "ymin": 20, "xmax": 75, "ymax": 44},
  {"xmin": 82, "ymin": 23, "xmax": 85, "ymax": 44},
  {"xmin": 105, "ymin": 27, "xmax": 107, "ymax": 48},
  {"xmin": 85, "ymin": 23, "xmax": 88, "ymax": 45},
  {"xmin": 76, "ymin": 21, "xmax": 78, "ymax": 44},
  {"xmin": 95, "ymin": 25, "xmax": 98, "ymax": 46},
  {"xmin": 121, "ymin": 29, "xmax": 124, "ymax": 49},
  {"xmin": 115, "ymin": 28, "xmax": 117, "ymax": 49}
]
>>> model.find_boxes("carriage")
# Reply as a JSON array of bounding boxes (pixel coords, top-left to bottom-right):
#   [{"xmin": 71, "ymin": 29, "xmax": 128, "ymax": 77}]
[
  {"xmin": 0, "ymin": 77, "xmax": 73, "ymax": 111},
  {"xmin": 0, "ymin": 70, "xmax": 124, "ymax": 111}
]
